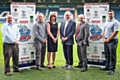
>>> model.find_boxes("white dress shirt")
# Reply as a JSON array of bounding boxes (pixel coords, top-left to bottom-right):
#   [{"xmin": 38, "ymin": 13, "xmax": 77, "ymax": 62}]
[{"xmin": 64, "ymin": 20, "xmax": 70, "ymax": 36}]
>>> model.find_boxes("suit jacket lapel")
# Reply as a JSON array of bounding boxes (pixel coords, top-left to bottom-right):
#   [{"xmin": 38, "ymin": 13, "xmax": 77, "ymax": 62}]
[
  {"xmin": 62, "ymin": 21, "xmax": 66, "ymax": 32},
  {"xmin": 81, "ymin": 22, "xmax": 86, "ymax": 28}
]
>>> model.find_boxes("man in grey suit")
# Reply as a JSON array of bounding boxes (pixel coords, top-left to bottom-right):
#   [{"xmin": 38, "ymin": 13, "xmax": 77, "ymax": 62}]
[
  {"xmin": 75, "ymin": 14, "xmax": 90, "ymax": 72},
  {"xmin": 60, "ymin": 11, "xmax": 76, "ymax": 70},
  {"xmin": 33, "ymin": 13, "xmax": 47, "ymax": 70}
]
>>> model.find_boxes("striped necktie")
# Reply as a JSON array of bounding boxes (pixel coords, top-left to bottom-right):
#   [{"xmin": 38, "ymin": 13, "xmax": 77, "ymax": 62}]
[{"xmin": 75, "ymin": 24, "xmax": 81, "ymax": 38}]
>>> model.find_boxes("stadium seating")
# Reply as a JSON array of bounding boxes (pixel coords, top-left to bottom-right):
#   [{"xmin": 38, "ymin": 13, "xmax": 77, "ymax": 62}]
[
  {"xmin": 0, "ymin": 6, "xmax": 120, "ymax": 22},
  {"xmin": 113, "ymin": 9, "xmax": 120, "ymax": 21}
]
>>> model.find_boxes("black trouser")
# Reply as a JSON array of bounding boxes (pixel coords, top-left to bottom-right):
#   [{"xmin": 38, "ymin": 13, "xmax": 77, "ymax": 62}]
[
  {"xmin": 63, "ymin": 44, "xmax": 73, "ymax": 65},
  {"xmin": 3, "ymin": 43, "xmax": 19, "ymax": 73},
  {"xmin": 104, "ymin": 39, "xmax": 118, "ymax": 70}
]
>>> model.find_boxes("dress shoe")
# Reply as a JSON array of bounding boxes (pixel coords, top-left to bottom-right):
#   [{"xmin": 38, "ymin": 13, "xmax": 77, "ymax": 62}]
[
  {"xmin": 47, "ymin": 64, "xmax": 51, "ymax": 69},
  {"xmin": 66, "ymin": 65, "xmax": 73, "ymax": 70},
  {"xmin": 62, "ymin": 64, "xmax": 69, "ymax": 68},
  {"xmin": 13, "ymin": 70, "xmax": 23, "ymax": 72},
  {"xmin": 52, "ymin": 66, "xmax": 56, "ymax": 68},
  {"xmin": 36, "ymin": 67, "xmax": 42, "ymax": 71},
  {"xmin": 47, "ymin": 66, "xmax": 51, "ymax": 69},
  {"xmin": 81, "ymin": 67, "xmax": 87, "ymax": 72},
  {"xmin": 52, "ymin": 63, "xmax": 56, "ymax": 68},
  {"xmin": 108, "ymin": 70, "xmax": 114, "ymax": 75},
  {"xmin": 41, "ymin": 65, "xmax": 47, "ymax": 68},
  {"xmin": 5, "ymin": 72, "xmax": 12, "ymax": 76},
  {"xmin": 100, "ymin": 67, "xmax": 110, "ymax": 70},
  {"xmin": 74, "ymin": 65, "xmax": 82, "ymax": 68}
]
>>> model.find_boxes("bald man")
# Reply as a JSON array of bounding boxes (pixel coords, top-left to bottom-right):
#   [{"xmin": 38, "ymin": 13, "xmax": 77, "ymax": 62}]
[
  {"xmin": 75, "ymin": 14, "xmax": 90, "ymax": 72},
  {"xmin": 1, "ymin": 15, "xmax": 22, "ymax": 76},
  {"xmin": 33, "ymin": 13, "xmax": 47, "ymax": 70}
]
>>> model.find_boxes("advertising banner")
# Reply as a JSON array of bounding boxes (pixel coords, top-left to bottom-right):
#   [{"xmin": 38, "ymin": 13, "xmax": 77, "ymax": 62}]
[
  {"xmin": 84, "ymin": 3, "xmax": 109, "ymax": 66},
  {"xmin": 10, "ymin": 2, "xmax": 36, "ymax": 69}
]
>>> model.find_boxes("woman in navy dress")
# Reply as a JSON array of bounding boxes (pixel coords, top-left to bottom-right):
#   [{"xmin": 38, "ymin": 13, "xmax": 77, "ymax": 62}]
[{"xmin": 47, "ymin": 14, "xmax": 59, "ymax": 68}]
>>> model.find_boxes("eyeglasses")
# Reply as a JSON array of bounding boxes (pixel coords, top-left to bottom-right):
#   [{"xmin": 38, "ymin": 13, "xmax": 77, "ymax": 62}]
[{"xmin": 7, "ymin": 18, "xmax": 12, "ymax": 19}]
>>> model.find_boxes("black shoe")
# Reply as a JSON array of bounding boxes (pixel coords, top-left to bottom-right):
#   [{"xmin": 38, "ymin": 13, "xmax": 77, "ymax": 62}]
[
  {"xmin": 81, "ymin": 67, "xmax": 87, "ymax": 72},
  {"xmin": 108, "ymin": 70, "xmax": 114, "ymax": 75},
  {"xmin": 74, "ymin": 65, "xmax": 82, "ymax": 68},
  {"xmin": 5, "ymin": 72, "xmax": 12, "ymax": 76},
  {"xmin": 13, "ymin": 70, "xmax": 23, "ymax": 73},
  {"xmin": 100, "ymin": 67, "xmax": 110, "ymax": 70},
  {"xmin": 52, "ymin": 66, "xmax": 56, "ymax": 68},
  {"xmin": 41, "ymin": 65, "xmax": 47, "ymax": 68}
]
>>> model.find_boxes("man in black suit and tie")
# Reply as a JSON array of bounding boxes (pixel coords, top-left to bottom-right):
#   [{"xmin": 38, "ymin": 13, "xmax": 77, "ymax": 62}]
[
  {"xmin": 60, "ymin": 11, "xmax": 76, "ymax": 70},
  {"xmin": 75, "ymin": 14, "xmax": 90, "ymax": 72}
]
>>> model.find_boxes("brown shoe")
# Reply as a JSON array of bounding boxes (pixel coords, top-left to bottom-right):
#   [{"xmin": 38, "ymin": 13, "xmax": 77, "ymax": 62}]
[
  {"xmin": 5, "ymin": 72, "xmax": 12, "ymax": 76},
  {"xmin": 37, "ymin": 67, "xmax": 42, "ymax": 71}
]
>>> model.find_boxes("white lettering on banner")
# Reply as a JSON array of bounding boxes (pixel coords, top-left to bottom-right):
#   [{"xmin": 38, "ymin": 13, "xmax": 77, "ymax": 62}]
[
  {"xmin": 11, "ymin": 2, "xmax": 36, "ymax": 5},
  {"xmin": 29, "ymin": 60, "xmax": 33, "ymax": 63},
  {"xmin": 88, "ymin": 59, "xmax": 92, "ymax": 61},
  {"xmin": 92, "ymin": 59, "xmax": 98, "ymax": 62},
  {"xmin": 19, "ymin": 62, "xmax": 22, "ymax": 64},
  {"xmin": 99, "ymin": 60, "xmax": 104, "ymax": 62},
  {"xmin": 23, "ymin": 61, "xmax": 28, "ymax": 64},
  {"xmin": 84, "ymin": 3, "xmax": 109, "ymax": 5},
  {"xmin": 59, "ymin": 8, "xmax": 75, "ymax": 10}
]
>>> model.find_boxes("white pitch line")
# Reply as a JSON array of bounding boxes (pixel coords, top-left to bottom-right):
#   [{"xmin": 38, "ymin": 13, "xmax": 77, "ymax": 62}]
[{"xmin": 66, "ymin": 70, "xmax": 71, "ymax": 80}]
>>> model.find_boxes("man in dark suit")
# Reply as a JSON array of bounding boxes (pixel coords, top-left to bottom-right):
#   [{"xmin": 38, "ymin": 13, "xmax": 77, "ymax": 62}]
[
  {"xmin": 60, "ymin": 11, "xmax": 76, "ymax": 70},
  {"xmin": 75, "ymin": 14, "xmax": 90, "ymax": 72}
]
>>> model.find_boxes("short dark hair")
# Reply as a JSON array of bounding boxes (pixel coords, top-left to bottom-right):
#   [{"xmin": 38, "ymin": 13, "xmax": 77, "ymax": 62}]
[
  {"xmin": 50, "ymin": 14, "xmax": 56, "ymax": 22},
  {"xmin": 108, "ymin": 10, "xmax": 114, "ymax": 13}
]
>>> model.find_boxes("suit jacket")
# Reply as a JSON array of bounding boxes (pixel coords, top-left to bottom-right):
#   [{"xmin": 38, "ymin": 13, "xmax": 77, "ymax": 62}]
[
  {"xmin": 60, "ymin": 20, "xmax": 76, "ymax": 45},
  {"xmin": 76, "ymin": 21, "xmax": 90, "ymax": 46},
  {"xmin": 33, "ymin": 21, "xmax": 47, "ymax": 46}
]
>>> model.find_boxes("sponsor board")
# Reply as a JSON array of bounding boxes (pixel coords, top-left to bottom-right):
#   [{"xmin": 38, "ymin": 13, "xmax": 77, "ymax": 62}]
[
  {"xmin": 11, "ymin": 2, "xmax": 36, "ymax": 69},
  {"xmin": 84, "ymin": 3, "xmax": 109, "ymax": 66}
]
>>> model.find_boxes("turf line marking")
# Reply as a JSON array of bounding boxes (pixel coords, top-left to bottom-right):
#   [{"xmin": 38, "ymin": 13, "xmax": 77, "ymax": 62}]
[{"xmin": 66, "ymin": 70, "xmax": 70, "ymax": 80}]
